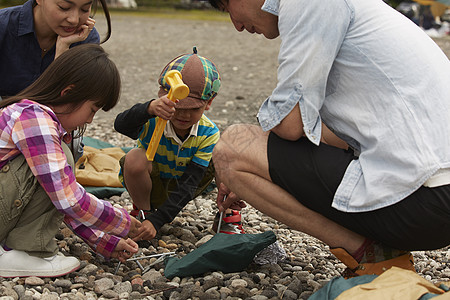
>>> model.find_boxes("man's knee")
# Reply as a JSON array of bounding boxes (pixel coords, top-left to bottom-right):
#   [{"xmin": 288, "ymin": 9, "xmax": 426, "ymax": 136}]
[
  {"xmin": 213, "ymin": 124, "xmax": 267, "ymax": 172},
  {"xmin": 213, "ymin": 125, "xmax": 242, "ymax": 162}
]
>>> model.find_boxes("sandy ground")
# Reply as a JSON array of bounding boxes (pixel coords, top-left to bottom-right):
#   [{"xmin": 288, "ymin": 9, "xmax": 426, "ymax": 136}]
[{"xmin": 94, "ymin": 15, "xmax": 279, "ymax": 132}]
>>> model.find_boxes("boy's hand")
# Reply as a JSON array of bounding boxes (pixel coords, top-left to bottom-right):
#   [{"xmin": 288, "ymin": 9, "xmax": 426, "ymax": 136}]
[
  {"xmin": 111, "ymin": 238, "xmax": 139, "ymax": 262},
  {"xmin": 133, "ymin": 220, "xmax": 157, "ymax": 241},
  {"xmin": 148, "ymin": 96, "xmax": 178, "ymax": 120},
  {"xmin": 217, "ymin": 182, "xmax": 247, "ymax": 212},
  {"xmin": 127, "ymin": 216, "xmax": 142, "ymax": 239}
]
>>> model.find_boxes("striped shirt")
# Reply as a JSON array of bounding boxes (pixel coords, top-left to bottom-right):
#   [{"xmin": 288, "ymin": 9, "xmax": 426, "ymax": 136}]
[
  {"xmin": 0, "ymin": 99, "xmax": 130, "ymax": 258},
  {"xmin": 137, "ymin": 115, "xmax": 219, "ymax": 179}
]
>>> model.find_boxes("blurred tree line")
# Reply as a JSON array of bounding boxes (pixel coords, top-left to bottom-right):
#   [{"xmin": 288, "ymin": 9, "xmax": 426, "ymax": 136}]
[{"xmin": 0, "ymin": 0, "xmax": 202, "ymax": 7}]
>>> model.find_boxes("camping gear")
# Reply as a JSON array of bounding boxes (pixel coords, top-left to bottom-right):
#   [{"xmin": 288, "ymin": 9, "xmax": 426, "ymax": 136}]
[
  {"xmin": 212, "ymin": 210, "xmax": 245, "ymax": 234},
  {"xmin": 75, "ymin": 136, "xmax": 131, "ymax": 198},
  {"xmin": 253, "ymin": 241, "xmax": 287, "ymax": 265},
  {"xmin": 163, "ymin": 231, "xmax": 277, "ymax": 279},
  {"xmin": 114, "ymin": 252, "xmax": 176, "ymax": 275}
]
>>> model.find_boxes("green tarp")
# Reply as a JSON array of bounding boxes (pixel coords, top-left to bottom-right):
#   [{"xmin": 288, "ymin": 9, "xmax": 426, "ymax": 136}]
[{"xmin": 164, "ymin": 231, "xmax": 277, "ymax": 278}]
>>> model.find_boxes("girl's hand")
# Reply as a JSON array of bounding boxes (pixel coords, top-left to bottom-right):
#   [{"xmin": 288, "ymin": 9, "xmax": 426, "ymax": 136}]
[
  {"xmin": 216, "ymin": 182, "xmax": 247, "ymax": 212},
  {"xmin": 111, "ymin": 238, "xmax": 139, "ymax": 262},
  {"xmin": 55, "ymin": 18, "xmax": 96, "ymax": 58},
  {"xmin": 148, "ymin": 96, "xmax": 177, "ymax": 120}
]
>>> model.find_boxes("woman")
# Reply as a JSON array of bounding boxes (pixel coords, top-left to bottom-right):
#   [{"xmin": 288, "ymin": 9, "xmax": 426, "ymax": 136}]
[{"xmin": 0, "ymin": 0, "xmax": 113, "ymax": 98}]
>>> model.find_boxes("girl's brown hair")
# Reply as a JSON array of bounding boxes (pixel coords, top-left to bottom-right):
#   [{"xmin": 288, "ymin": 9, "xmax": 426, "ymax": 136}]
[{"xmin": 1, "ymin": 44, "xmax": 121, "ymax": 130}]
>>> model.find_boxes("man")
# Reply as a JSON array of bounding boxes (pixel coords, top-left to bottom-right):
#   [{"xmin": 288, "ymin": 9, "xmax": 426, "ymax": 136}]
[{"xmin": 209, "ymin": 0, "xmax": 450, "ymax": 276}]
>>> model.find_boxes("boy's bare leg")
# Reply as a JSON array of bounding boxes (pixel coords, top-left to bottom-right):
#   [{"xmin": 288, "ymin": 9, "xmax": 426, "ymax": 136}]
[
  {"xmin": 213, "ymin": 124, "xmax": 364, "ymax": 253},
  {"xmin": 123, "ymin": 148, "xmax": 153, "ymax": 211}
]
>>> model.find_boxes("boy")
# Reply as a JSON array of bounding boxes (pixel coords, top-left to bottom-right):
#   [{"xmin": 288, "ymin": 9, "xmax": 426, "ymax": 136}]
[{"xmin": 114, "ymin": 48, "xmax": 244, "ymax": 241}]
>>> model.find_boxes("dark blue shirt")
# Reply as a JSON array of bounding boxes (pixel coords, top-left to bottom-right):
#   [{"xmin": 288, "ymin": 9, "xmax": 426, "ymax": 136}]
[{"xmin": 0, "ymin": 0, "xmax": 100, "ymax": 97}]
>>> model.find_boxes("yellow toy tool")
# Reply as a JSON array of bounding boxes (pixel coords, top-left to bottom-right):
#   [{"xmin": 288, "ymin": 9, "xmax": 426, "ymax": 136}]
[{"xmin": 145, "ymin": 70, "xmax": 189, "ymax": 161}]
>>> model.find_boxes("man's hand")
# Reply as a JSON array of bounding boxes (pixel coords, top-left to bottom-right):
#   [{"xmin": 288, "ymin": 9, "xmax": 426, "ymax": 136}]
[
  {"xmin": 133, "ymin": 220, "xmax": 157, "ymax": 241},
  {"xmin": 216, "ymin": 182, "xmax": 247, "ymax": 212},
  {"xmin": 111, "ymin": 238, "xmax": 138, "ymax": 262}
]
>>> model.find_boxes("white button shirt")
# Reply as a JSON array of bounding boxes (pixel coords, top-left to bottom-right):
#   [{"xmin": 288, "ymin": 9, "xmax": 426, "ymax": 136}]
[{"xmin": 257, "ymin": 0, "xmax": 450, "ymax": 212}]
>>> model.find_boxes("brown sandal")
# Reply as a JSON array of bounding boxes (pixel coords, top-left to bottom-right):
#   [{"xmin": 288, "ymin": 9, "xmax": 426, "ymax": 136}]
[{"xmin": 330, "ymin": 247, "xmax": 415, "ymax": 278}]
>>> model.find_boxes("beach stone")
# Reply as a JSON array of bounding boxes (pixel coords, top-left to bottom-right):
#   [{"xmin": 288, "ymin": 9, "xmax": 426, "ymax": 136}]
[
  {"xmin": 79, "ymin": 263, "xmax": 98, "ymax": 275},
  {"xmin": 40, "ymin": 292, "xmax": 59, "ymax": 300},
  {"xmin": 230, "ymin": 279, "xmax": 247, "ymax": 288},
  {"xmin": 0, "ymin": 288, "xmax": 18, "ymax": 300},
  {"xmin": 54, "ymin": 279, "xmax": 72, "ymax": 289},
  {"xmin": 231, "ymin": 286, "xmax": 252, "ymax": 298},
  {"xmin": 145, "ymin": 271, "xmax": 166, "ymax": 285},
  {"xmin": 113, "ymin": 281, "xmax": 132, "ymax": 294},
  {"xmin": 94, "ymin": 277, "xmax": 114, "ymax": 294},
  {"xmin": 102, "ymin": 289, "xmax": 119, "ymax": 298},
  {"xmin": 12, "ymin": 285, "xmax": 25, "ymax": 299},
  {"xmin": 24, "ymin": 277, "xmax": 44, "ymax": 286},
  {"xmin": 128, "ymin": 291, "xmax": 143, "ymax": 299}
]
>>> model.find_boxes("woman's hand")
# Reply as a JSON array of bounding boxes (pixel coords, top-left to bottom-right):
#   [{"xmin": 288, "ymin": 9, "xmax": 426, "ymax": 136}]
[
  {"xmin": 111, "ymin": 238, "xmax": 139, "ymax": 262},
  {"xmin": 55, "ymin": 17, "xmax": 96, "ymax": 59},
  {"xmin": 216, "ymin": 182, "xmax": 247, "ymax": 212}
]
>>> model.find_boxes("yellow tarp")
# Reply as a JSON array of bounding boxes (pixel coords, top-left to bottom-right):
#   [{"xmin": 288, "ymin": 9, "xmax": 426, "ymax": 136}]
[
  {"xmin": 337, "ymin": 267, "xmax": 449, "ymax": 300},
  {"xmin": 75, "ymin": 146, "xmax": 125, "ymax": 188}
]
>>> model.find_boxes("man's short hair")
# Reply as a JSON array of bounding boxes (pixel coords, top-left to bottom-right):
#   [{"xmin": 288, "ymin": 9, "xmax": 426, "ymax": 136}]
[{"xmin": 208, "ymin": 0, "xmax": 227, "ymax": 10}]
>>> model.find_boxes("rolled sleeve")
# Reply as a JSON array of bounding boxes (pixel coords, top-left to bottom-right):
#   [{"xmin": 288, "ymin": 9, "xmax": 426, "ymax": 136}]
[{"xmin": 258, "ymin": 0, "xmax": 351, "ymax": 146}]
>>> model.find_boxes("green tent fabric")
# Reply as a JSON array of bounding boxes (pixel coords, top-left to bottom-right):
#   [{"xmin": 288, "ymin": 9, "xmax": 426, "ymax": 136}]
[
  {"xmin": 82, "ymin": 136, "xmax": 133, "ymax": 153},
  {"xmin": 164, "ymin": 231, "xmax": 277, "ymax": 279}
]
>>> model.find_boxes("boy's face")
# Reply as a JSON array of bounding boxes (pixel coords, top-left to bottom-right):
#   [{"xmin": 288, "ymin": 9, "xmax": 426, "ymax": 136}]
[{"xmin": 170, "ymin": 99, "xmax": 213, "ymax": 136}]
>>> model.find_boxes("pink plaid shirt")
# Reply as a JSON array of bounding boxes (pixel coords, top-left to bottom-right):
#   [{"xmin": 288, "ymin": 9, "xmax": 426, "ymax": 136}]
[{"xmin": 0, "ymin": 99, "xmax": 130, "ymax": 258}]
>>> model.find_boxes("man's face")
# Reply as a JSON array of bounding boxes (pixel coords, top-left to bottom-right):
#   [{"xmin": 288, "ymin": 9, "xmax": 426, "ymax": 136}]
[{"xmin": 220, "ymin": 0, "xmax": 279, "ymax": 39}]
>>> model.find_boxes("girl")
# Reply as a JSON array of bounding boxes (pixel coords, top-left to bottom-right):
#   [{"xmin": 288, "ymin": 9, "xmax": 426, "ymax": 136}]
[
  {"xmin": 0, "ymin": 44, "xmax": 140, "ymax": 278},
  {"xmin": 0, "ymin": 0, "xmax": 113, "ymax": 97}
]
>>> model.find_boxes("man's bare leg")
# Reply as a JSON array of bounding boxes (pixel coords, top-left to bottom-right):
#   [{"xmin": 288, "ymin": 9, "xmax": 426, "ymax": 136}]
[{"xmin": 213, "ymin": 124, "xmax": 364, "ymax": 253}]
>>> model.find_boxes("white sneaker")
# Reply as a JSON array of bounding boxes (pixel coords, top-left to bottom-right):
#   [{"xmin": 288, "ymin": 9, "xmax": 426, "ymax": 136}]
[{"xmin": 0, "ymin": 245, "xmax": 80, "ymax": 278}]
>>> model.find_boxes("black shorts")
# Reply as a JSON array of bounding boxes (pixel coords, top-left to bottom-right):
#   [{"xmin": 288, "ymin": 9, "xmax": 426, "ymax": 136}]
[{"xmin": 267, "ymin": 133, "xmax": 450, "ymax": 250}]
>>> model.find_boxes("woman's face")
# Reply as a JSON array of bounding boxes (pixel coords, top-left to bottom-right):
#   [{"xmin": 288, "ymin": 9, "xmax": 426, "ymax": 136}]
[{"xmin": 35, "ymin": 0, "xmax": 92, "ymax": 37}]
